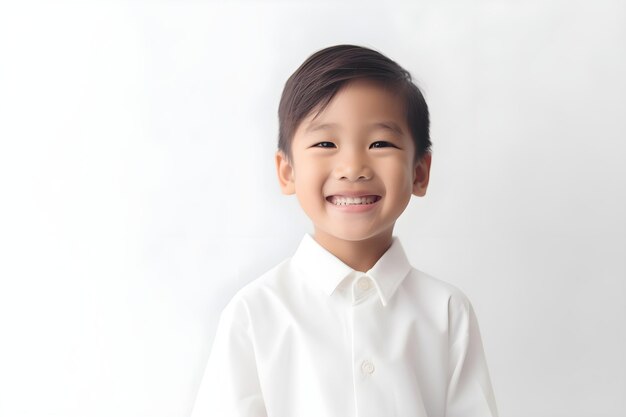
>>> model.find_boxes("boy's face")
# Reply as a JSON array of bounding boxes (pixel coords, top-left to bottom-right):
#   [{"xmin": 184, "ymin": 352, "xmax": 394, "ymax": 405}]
[{"xmin": 276, "ymin": 79, "xmax": 431, "ymax": 249}]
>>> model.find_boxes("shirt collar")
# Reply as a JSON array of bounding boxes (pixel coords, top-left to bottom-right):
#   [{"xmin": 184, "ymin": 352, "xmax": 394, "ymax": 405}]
[{"xmin": 291, "ymin": 233, "xmax": 412, "ymax": 307}]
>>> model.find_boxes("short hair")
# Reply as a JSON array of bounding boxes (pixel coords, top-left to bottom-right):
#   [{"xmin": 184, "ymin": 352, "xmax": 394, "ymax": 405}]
[{"xmin": 278, "ymin": 44, "xmax": 431, "ymax": 162}]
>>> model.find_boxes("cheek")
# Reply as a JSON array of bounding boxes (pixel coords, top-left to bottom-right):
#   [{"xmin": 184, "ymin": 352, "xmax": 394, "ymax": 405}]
[
  {"xmin": 382, "ymin": 160, "xmax": 414, "ymax": 192},
  {"xmin": 293, "ymin": 160, "xmax": 328, "ymax": 198},
  {"xmin": 296, "ymin": 159, "xmax": 326, "ymax": 182}
]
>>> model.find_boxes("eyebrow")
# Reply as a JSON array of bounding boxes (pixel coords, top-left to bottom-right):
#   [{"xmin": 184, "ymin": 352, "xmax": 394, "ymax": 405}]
[
  {"xmin": 371, "ymin": 122, "xmax": 405, "ymax": 136},
  {"xmin": 305, "ymin": 122, "xmax": 339, "ymax": 133},
  {"xmin": 305, "ymin": 121, "xmax": 405, "ymax": 136}
]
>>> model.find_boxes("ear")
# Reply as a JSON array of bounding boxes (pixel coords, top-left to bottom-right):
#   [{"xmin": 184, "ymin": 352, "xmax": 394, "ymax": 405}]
[
  {"xmin": 275, "ymin": 150, "xmax": 295, "ymax": 195},
  {"xmin": 412, "ymin": 152, "xmax": 432, "ymax": 197}
]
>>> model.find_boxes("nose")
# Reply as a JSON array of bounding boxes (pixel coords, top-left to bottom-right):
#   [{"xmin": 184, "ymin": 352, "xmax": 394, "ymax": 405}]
[{"xmin": 333, "ymin": 150, "xmax": 373, "ymax": 182}]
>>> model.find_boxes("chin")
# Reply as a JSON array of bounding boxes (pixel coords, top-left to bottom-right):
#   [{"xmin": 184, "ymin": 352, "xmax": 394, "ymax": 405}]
[{"xmin": 326, "ymin": 228, "xmax": 385, "ymax": 243}]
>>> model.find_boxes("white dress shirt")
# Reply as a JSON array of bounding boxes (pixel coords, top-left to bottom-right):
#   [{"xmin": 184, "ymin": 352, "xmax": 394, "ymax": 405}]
[{"xmin": 191, "ymin": 234, "xmax": 498, "ymax": 417}]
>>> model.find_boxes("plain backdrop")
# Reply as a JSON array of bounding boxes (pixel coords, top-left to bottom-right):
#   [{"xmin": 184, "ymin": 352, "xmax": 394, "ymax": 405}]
[{"xmin": 1, "ymin": 1, "xmax": 625, "ymax": 416}]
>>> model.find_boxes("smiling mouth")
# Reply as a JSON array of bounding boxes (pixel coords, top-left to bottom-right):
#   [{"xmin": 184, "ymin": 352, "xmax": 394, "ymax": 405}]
[{"xmin": 326, "ymin": 195, "xmax": 381, "ymax": 206}]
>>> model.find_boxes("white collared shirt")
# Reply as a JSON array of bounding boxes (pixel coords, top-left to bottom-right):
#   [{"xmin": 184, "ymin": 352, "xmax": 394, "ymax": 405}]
[{"xmin": 191, "ymin": 234, "xmax": 498, "ymax": 417}]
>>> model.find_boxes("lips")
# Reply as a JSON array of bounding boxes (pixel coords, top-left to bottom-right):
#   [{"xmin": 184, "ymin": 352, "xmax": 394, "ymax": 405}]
[{"xmin": 326, "ymin": 195, "xmax": 381, "ymax": 206}]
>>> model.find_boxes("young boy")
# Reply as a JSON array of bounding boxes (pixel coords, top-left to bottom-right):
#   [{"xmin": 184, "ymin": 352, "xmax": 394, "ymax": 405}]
[{"xmin": 191, "ymin": 45, "xmax": 498, "ymax": 417}]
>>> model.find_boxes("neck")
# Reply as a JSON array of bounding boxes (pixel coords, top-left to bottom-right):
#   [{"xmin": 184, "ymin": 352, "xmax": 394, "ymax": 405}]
[{"xmin": 312, "ymin": 229, "xmax": 393, "ymax": 272}]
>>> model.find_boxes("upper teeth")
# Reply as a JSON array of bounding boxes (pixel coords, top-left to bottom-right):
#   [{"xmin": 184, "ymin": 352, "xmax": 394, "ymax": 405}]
[{"xmin": 330, "ymin": 196, "xmax": 377, "ymax": 205}]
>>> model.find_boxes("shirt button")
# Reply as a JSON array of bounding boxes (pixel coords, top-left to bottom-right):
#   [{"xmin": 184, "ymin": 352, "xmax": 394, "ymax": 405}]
[
  {"xmin": 361, "ymin": 360, "xmax": 375, "ymax": 375},
  {"xmin": 357, "ymin": 277, "xmax": 372, "ymax": 291}
]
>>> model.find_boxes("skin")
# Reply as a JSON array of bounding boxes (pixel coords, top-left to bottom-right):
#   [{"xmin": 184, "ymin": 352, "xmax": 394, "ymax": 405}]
[{"xmin": 276, "ymin": 79, "xmax": 432, "ymax": 272}]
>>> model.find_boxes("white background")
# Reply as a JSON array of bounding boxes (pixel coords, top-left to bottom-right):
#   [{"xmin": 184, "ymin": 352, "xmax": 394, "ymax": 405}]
[{"xmin": 1, "ymin": 1, "xmax": 625, "ymax": 416}]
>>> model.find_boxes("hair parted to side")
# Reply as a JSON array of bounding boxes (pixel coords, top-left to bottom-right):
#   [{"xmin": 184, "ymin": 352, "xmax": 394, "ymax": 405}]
[{"xmin": 278, "ymin": 44, "xmax": 431, "ymax": 163}]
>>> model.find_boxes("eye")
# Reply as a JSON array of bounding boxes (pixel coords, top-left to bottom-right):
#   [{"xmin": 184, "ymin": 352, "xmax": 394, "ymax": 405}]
[
  {"xmin": 370, "ymin": 141, "xmax": 397, "ymax": 149},
  {"xmin": 312, "ymin": 141, "xmax": 336, "ymax": 148}
]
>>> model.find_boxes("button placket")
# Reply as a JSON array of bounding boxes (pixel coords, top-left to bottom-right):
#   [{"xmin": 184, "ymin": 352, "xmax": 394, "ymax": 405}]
[
  {"xmin": 361, "ymin": 359, "xmax": 375, "ymax": 375},
  {"xmin": 358, "ymin": 277, "xmax": 371, "ymax": 291},
  {"xmin": 351, "ymin": 290, "xmax": 386, "ymax": 417},
  {"xmin": 352, "ymin": 274, "xmax": 374, "ymax": 304}
]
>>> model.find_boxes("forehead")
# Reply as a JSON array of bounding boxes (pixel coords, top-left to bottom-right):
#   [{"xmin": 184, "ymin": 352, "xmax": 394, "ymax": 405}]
[{"xmin": 298, "ymin": 79, "xmax": 408, "ymax": 135}]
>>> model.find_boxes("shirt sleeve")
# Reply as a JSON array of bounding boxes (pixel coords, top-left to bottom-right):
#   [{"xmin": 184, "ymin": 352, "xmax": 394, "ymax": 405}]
[
  {"xmin": 445, "ymin": 291, "xmax": 499, "ymax": 417},
  {"xmin": 190, "ymin": 294, "xmax": 268, "ymax": 417}
]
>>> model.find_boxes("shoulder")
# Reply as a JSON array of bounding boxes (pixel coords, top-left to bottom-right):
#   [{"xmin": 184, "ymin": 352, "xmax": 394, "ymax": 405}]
[
  {"xmin": 399, "ymin": 268, "xmax": 476, "ymax": 333},
  {"xmin": 403, "ymin": 269, "xmax": 479, "ymax": 342},
  {"xmin": 236, "ymin": 257, "xmax": 296, "ymax": 299},
  {"xmin": 405, "ymin": 268, "xmax": 472, "ymax": 306},
  {"xmin": 219, "ymin": 257, "xmax": 299, "ymax": 319}
]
